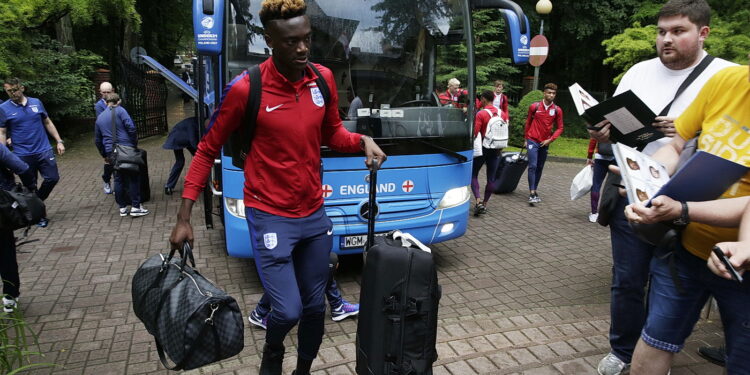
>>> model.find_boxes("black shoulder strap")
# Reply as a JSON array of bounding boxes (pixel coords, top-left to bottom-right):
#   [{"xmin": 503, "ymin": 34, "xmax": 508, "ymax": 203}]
[
  {"xmin": 307, "ymin": 62, "xmax": 330, "ymax": 103},
  {"xmin": 229, "ymin": 65, "xmax": 262, "ymax": 169},
  {"xmin": 230, "ymin": 63, "xmax": 330, "ymax": 169},
  {"xmin": 659, "ymin": 55, "xmax": 715, "ymax": 116},
  {"xmin": 110, "ymin": 108, "xmax": 118, "ymax": 145}
]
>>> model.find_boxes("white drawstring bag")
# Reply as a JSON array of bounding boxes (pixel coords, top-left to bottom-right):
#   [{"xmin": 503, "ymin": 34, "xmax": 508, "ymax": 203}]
[{"xmin": 570, "ymin": 165, "xmax": 593, "ymax": 200}]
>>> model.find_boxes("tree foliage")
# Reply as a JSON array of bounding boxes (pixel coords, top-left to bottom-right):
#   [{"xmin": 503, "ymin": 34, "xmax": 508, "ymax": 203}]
[
  {"xmin": 435, "ymin": 9, "xmax": 520, "ymax": 95},
  {"xmin": 603, "ymin": 2, "xmax": 750, "ymax": 85}
]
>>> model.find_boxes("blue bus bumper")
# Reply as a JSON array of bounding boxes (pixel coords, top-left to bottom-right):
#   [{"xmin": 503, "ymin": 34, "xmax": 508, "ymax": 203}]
[{"xmin": 222, "ymin": 200, "xmax": 469, "ymax": 258}]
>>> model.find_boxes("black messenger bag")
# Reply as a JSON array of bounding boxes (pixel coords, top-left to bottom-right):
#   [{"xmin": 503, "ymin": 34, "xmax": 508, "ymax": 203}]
[{"xmin": 131, "ymin": 243, "xmax": 244, "ymax": 370}]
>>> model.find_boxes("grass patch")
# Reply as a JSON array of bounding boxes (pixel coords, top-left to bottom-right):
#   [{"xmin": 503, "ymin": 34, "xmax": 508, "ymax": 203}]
[{"xmin": 505, "ymin": 137, "xmax": 590, "ymax": 159}]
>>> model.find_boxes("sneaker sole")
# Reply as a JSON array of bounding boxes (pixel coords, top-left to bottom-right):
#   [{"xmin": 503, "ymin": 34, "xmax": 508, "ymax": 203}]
[
  {"xmin": 130, "ymin": 212, "xmax": 149, "ymax": 217},
  {"xmin": 120, "ymin": 213, "xmax": 128, "ymax": 217},
  {"xmin": 248, "ymin": 316, "xmax": 267, "ymax": 329},
  {"xmin": 331, "ymin": 310, "xmax": 359, "ymax": 322}
]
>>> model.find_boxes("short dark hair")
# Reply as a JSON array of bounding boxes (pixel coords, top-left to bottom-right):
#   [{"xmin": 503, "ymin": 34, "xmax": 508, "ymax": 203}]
[
  {"xmin": 480, "ymin": 90, "xmax": 494, "ymax": 102},
  {"xmin": 658, "ymin": 0, "xmax": 711, "ymax": 28},
  {"xmin": 105, "ymin": 93, "xmax": 120, "ymax": 104},
  {"xmin": 4, "ymin": 77, "xmax": 22, "ymax": 86},
  {"xmin": 259, "ymin": 0, "xmax": 307, "ymax": 28},
  {"xmin": 543, "ymin": 83, "xmax": 557, "ymax": 91}
]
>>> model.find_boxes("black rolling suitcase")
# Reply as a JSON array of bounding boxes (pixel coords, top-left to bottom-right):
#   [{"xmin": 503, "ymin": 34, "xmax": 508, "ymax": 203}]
[
  {"xmin": 356, "ymin": 164, "xmax": 441, "ymax": 375},
  {"xmin": 123, "ymin": 149, "xmax": 151, "ymax": 203},
  {"xmin": 494, "ymin": 148, "xmax": 528, "ymax": 194}
]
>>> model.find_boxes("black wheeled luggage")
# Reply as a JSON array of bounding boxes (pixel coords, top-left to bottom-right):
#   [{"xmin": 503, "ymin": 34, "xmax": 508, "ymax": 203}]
[
  {"xmin": 356, "ymin": 164, "xmax": 441, "ymax": 375},
  {"xmin": 494, "ymin": 148, "xmax": 528, "ymax": 194}
]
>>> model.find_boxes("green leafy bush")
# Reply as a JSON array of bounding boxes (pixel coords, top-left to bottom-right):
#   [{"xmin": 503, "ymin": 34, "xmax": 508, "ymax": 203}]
[
  {"xmin": 508, "ymin": 90, "xmax": 543, "ymax": 147},
  {"xmin": 13, "ymin": 35, "xmax": 105, "ymax": 120}
]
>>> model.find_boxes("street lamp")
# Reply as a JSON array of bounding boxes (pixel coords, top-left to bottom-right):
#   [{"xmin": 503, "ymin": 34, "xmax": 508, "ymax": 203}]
[{"xmin": 532, "ymin": 0, "xmax": 552, "ymax": 91}]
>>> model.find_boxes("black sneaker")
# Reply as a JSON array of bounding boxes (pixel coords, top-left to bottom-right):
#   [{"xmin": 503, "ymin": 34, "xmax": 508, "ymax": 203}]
[
  {"xmin": 259, "ymin": 343, "xmax": 285, "ymax": 375},
  {"xmin": 473, "ymin": 203, "xmax": 481, "ymax": 217},
  {"xmin": 477, "ymin": 203, "xmax": 487, "ymax": 215},
  {"xmin": 698, "ymin": 345, "xmax": 725, "ymax": 367}
]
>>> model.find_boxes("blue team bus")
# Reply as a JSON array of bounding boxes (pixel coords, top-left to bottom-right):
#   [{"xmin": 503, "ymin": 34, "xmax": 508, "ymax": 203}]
[{"xmin": 162, "ymin": 0, "xmax": 530, "ymax": 258}]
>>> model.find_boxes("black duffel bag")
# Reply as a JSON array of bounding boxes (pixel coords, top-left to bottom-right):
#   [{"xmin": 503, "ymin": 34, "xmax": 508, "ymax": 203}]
[
  {"xmin": 131, "ymin": 243, "xmax": 244, "ymax": 370},
  {"xmin": 0, "ymin": 183, "xmax": 46, "ymax": 230}
]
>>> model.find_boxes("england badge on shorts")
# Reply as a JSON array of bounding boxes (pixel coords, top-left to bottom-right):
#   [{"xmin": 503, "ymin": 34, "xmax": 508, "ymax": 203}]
[
  {"xmin": 263, "ymin": 233, "xmax": 278, "ymax": 249},
  {"xmin": 311, "ymin": 87, "xmax": 325, "ymax": 107}
]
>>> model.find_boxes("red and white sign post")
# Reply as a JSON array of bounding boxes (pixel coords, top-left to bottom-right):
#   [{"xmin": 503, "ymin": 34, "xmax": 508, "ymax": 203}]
[{"xmin": 530, "ymin": 35, "xmax": 549, "ymax": 91}]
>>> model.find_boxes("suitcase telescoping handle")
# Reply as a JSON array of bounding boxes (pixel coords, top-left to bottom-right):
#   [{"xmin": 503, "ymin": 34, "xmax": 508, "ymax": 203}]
[{"xmin": 366, "ymin": 159, "xmax": 379, "ymax": 252}]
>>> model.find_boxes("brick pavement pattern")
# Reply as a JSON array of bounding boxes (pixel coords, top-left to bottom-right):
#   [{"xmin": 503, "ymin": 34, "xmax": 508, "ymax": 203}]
[{"xmin": 9, "ymin": 103, "xmax": 725, "ymax": 374}]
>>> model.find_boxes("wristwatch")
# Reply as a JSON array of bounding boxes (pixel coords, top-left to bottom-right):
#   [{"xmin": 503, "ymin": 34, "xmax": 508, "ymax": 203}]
[{"xmin": 672, "ymin": 201, "xmax": 690, "ymax": 227}]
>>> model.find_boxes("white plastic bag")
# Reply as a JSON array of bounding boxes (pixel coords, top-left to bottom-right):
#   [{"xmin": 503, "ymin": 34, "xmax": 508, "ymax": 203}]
[
  {"xmin": 570, "ymin": 165, "xmax": 593, "ymax": 200},
  {"xmin": 472, "ymin": 135, "xmax": 483, "ymax": 157}
]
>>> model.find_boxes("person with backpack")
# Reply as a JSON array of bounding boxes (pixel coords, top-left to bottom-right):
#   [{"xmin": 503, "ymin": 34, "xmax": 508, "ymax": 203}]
[
  {"xmin": 471, "ymin": 90, "xmax": 507, "ymax": 216},
  {"xmin": 0, "ymin": 141, "xmax": 29, "ymax": 314},
  {"xmin": 523, "ymin": 83, "xmax": 564, "ymax": 204},
  {"xmin": 168, "ymin": 1, "xmax": 386, "ymax": 374}
]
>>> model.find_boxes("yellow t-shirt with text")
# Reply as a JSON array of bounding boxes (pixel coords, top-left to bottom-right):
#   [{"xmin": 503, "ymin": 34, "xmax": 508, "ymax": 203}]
[{"xmin": 675, "ymin": 65, "xmax": 750, "ymax": 260}]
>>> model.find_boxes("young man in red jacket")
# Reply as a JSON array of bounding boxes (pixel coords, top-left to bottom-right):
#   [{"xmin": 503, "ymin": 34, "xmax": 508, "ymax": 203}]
[
  {"xmin": 168, "ymin": 1, "xmax": 386, "ymax": 374},
  {"xmin": 524, "ymin": 83, "xmax": 564, "ymax": 204}
]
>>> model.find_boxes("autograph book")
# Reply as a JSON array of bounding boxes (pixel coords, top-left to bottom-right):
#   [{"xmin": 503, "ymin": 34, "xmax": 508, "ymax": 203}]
[
  {"xmin": 570, "ymin": 83, "xmax": 663, "ymax": 148},
  {"xmin": 612, "ymin": 143, "xmax": 748, "ymax": 206}
]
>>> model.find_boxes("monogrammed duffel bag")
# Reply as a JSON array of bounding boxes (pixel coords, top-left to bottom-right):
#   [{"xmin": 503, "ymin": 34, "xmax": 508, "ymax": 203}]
[{"xmin": 132, "ymin": 243, "xmax": 244, "ymax": 370}]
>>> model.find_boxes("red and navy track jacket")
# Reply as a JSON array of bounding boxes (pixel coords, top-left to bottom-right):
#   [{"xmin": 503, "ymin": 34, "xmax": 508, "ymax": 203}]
[{"xmin": 183, "ymin": 57, "xmax": 362, "ymax": 218}]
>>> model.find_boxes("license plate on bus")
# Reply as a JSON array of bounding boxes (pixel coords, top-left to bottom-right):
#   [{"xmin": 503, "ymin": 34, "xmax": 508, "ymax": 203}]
[{"xmin": 341, "ymin": 232, "xmax": 386, "ymax": 248}]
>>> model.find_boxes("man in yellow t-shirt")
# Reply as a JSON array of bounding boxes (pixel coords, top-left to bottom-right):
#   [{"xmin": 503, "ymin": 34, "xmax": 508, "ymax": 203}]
[{"xmin": 625, "ymin": 62, "xmax": 750, "ymax": 374}]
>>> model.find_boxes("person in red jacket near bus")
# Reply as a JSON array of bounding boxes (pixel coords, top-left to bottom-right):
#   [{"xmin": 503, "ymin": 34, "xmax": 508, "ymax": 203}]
[
  {"xmin": 168, "ymin": 1, "xmax": 386, "ymax": 374},
  {"xmin": 524, "ymin": 83, "xmax": 564, "ymax": 204},
  {"xmin": 471, "ymin": 90, "xmax": 505, "ymax": 216}
]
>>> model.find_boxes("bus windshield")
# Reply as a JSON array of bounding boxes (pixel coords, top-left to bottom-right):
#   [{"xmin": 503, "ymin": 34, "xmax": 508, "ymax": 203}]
[{"xmin": 225, "ymin": 0, "xmax": 472, "ymax": 156}]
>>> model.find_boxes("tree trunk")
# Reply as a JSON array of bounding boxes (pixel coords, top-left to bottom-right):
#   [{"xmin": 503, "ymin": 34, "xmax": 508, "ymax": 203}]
[{"xmin": 55, "ymin": 14, "xmax": 75, "ymax": 52}]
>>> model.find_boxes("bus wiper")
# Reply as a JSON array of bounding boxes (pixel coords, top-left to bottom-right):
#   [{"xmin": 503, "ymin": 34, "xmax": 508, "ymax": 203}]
[{"xmin": 413, "ymin": 139, "xmax": 468, "ymax": 163}]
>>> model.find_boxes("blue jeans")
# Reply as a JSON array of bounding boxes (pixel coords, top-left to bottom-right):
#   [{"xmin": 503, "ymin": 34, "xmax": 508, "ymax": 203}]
[
  {"xmin": 165, "ymin": 147, "xmax": 196, "ymax": 189},
  {"xmin": 526, "ymin": 140, "xmax": 548, "ymax": 191},
  {"xmin": 18, "ymin": 149, "xmax": 59, "ymax": 201},
  {"xmin": 643, "ymin": 244, "xmax": 750, "ymax": 373},
  {"xmin": 246, "ymin": 206, "xmax": 332, "ymax": 360},
  {"xmin": 608, "ymin": 196, "xmax": 655, "ymax": 363},
  {"xmin": 114, "ymin": 170, "xmax": 141, "ymax": 208}
]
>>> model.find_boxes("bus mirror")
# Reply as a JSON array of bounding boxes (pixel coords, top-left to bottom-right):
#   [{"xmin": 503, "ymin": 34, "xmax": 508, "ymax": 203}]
[
  {"xmin": 471, "ymin": 0, "xmax": 526, "ymax": 34},
  {"xmin": 472, "ymin": 0, "xmax": 530, "ymax": 65}
]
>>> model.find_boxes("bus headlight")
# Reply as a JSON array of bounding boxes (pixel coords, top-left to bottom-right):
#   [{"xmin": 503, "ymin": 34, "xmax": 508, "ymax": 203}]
[
  {"xmin": 437, "ymin": 186, "xmax": 471, "ymax": 209},
  {"xmin": 225, "ymin": 197, "xmax": 246, "ymax": 218}
]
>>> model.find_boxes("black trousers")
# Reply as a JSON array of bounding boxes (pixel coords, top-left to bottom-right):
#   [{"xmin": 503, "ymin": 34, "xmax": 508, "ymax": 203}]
[{"xmin": 0, "ymin": 228, "xmax": 19, "ymax": 298}]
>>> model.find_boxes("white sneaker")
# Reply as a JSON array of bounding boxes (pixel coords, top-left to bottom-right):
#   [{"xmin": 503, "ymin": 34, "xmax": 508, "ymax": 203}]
[
  {"xmin": 119, "ymin": 207, "xmax": 129, "ymax": 217},
  {"xmin": 3, "ymin": 297, "xmax": 17, "ymax": 313},
  {"xmin": 130, "ymin": 205, "xmax": 149, "ymax": 217},
  {"xmin": 103, "ymin": 182, "xmax": 112, "ymax": 194},
  {"xmin": 589, "ymin": 212, "xmax": 599, "ymax": 223},
  {"xmin": 597, "ymin": 353, "xmax": 628, "ymax": 375}
]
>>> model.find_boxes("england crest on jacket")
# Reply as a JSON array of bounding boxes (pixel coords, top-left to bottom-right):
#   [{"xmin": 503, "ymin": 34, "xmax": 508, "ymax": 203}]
[{"xmin": 311, "ymin": 86, "xmax": 325, "ymax": 107}]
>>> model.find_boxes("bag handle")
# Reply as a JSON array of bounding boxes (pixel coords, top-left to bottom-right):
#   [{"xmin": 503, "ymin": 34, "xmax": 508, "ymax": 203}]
[
  {"xmin": 166, "ymin": 241, "xmax": 196, "ymax": 270},
  {"xmin": 392, "ymin": 230, "xmax": 431, "ymax": 253},
  {"xmin": 365, "ymin": 161, "xmax": 379, "ymax": 252}
]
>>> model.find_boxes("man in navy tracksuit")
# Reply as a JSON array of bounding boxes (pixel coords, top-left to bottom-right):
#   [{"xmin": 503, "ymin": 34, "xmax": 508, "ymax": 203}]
[
  {"xmin": 168, "ymin": 1, "xmax": 386, "ymax": 374},
  {"xmin": 0, "ymin": 78, "xmax": 65, "ymax": 227}
]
